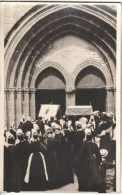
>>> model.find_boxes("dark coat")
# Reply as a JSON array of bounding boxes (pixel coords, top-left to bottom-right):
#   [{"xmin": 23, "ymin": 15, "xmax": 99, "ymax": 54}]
[
  {"xmin": 4, "ymin": 145, "xmax": 21, "ymax": 192},
  {"xmin": 45, "ymin": 137, "xmax": 61, "ymax": 189},
  {"xmin": 27, "ymin": 140, "xmax": 48, "ymax": 191},
  {"xmin": 15, "ymin": 141, "xmax": 31, "ymax": 190},
  {"xmin": 55, "ymin": 134, "xmax": 74, "ymax": 186},
  {"xmin": 64, "ymin": 130, "xmax": 85, "ymax": 159},
  {"xmin": 74, "ymin": 141, "xmax": 105, "ymax": 192}
]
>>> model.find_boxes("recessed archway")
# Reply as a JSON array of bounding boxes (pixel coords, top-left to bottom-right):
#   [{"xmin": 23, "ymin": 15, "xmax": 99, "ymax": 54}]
[
  {"xmin": 35, "ymin": 67, "xmax": 66, "ymax": 118},
  {"xmin": 4, "ymin": 4, "xmax": 116, "ymax": 127},
  {"xmin": 75, "ymin": 66, "xmax": 107, "ymax": 112}
]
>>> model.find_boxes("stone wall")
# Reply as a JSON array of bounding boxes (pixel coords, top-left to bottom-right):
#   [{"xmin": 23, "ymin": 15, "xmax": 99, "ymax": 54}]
[
  {"xmin": 4, "ymin": 2, "xmax": 34, "ymax": 37},
  {"xmin": 35, "ymin": 35, "xmax": 106, "ymax": 75},
  {"xmin": 4, "ymin": 4, "xmax": 116, "ymax": 128}
]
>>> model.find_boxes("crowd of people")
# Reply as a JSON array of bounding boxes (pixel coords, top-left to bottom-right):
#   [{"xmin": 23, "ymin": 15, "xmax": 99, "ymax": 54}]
[{"xmin": 4, "ymin": 111, "xmax": 116, "ymax": 192}]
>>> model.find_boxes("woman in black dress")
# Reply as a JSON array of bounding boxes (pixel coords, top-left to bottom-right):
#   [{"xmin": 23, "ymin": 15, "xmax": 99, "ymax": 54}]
[
  {"xmin": 74, "ymin": 128, "xmax": 105, "ymax": 193},
  {"xmin": 24, "ymin": 130, "xmax": 48, "ymax": 191},
  {"xmin": 4, "ymin": 134, "xmax": 21, "ymax": 192}
]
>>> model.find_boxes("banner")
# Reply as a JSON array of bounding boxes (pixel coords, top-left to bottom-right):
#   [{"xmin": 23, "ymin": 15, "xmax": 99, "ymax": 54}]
[
  {"xmin": 38, "ymin": 104, "xmax": 60, "ymax": 119},
  {"xmin": 66, "ymin": 105, "xmax": 93, "ymax": 116}
]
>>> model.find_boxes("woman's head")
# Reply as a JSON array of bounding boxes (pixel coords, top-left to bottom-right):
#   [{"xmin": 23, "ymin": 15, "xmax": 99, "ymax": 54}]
[
  {"xmin": 33, "ymin": 132, "xmax": 38, "ymax": 139},
  {"xmin": 18, "ymin": 133, "xmax": 24, "ymax": 141},
  {"xmin": 8, "ymin": 135, "xmax": 15, "ymax": 144},
  {"xmin": 85, "ymin": 128, "xmax": 92, "ymax": 141}
]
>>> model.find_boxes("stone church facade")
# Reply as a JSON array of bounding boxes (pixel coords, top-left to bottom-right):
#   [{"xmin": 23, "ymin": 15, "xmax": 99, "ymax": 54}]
[{"xmin": 4, "ymin": 4, "xmax": 116, "ymax": 127}]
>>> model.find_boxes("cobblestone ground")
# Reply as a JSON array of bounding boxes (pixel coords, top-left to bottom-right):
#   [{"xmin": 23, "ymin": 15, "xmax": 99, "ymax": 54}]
[{"xmin": 47, "ymin": 168, "xmax": 115, "ymax": 193}]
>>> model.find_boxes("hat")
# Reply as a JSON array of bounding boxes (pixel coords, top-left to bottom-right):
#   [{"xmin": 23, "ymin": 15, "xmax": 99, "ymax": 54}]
[
  {"xmin": 22, "ymin": 115, "xmax": 25, "ymax": 119},
  {"xmin": 6, "ymin": 131, "xmax": 12, "ymax": 137},
  {"xmin": 107, "ymin": 113, "xmax": 111, "ymax": 117},
  {"xmin": 20, "ymin": 118, "xmax": 23, "ymax": 123},
  {"xmin": 101, "ymin": 112, "xmax": 107, "ymax": 115},
  {"xmin": 68, "ymin": 120, "xmax": 72, "ymax": 126},
  {"xmin": 25, "ymin": 131, "xmax": 31, "ymax": 137},
  {"xmin": 6, "ymin": 132, "xmax": 14, "ymax": 141},
  {"xmin": 75, "ymin": 121, "xmax": 80, "ymax": 125},
  {"xmin": 47, "ymin": 128, "xmax": 53, "ymax": 134},
  {"xmin": 55, "ymin": 124, "xmax": 61, "ymax": 129},
  {"xmin": 55, "ymin": 128, "xmax": 61, "ymax": 134},
  {"xmin": 31, "ymin": 129, "xmax": 37, "ymax": 136},
  {"xmin": 87, "ymin": 123, "xmax": 93, "ymax": 128},
  {"xmin": 16, "ymin": 129, "xmax": 23, "ymax": 135},
  {"xmin": 85, "ymin": 128, "xmax": 92, "ymax": 136},
  {"xmin": 79, "ymin": 117, "xmax": 88, "ymax": 123},
  {"xmin": 63, "ymin": 115, "xmax": 66, "ymax": 119},
  {"xmin": 100, "ymin": 149, "xmax": 108, "ymax": 157},
  {"xmin": 11, "ymin": 121, "xmax": 15, "ymax": 128},
  {"xmin": 26, "ymin": 116, "xmax": 31, "ymax": 122},
  {"xmin": 51, "ymin": 122, "xmax": 57, "ymax": 128},
  {"xmin": 81, "ymin": 122, "xmax": 87, "ymax": 130}
]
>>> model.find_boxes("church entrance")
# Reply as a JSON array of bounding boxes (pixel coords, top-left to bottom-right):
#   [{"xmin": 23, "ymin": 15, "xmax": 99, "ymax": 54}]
[
  {"xmin": 36, "ymin": 89, "xmax": 65, "ymax": 119},
  {"xmin": 75, "ymin": 66, "xmax": 106, "ymax": 112},
  {"xmin": 35, "ymin": 67, "xmax": 66, "ymax": 119},
  {"xmin": 76, "ymin": 89, "xmax": 106, "ymax": 112}
]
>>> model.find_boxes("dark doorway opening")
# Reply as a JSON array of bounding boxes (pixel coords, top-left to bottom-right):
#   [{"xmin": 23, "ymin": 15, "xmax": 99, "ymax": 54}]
[
  {"xmin": 36, "ymin": 89, "xmax": 66, "ymax": 119},
  {"xmin": 76, "ymin": 89, "xmax": 106, "ymax": 112}
]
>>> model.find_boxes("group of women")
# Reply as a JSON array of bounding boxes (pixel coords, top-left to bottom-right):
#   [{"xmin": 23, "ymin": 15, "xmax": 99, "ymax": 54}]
[{"xmin": 4, "ymin": 111, "xmax": 116, "ymax": 192}]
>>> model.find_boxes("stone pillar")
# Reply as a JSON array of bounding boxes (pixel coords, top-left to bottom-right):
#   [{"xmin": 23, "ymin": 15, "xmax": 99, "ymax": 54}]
[
  {"xmin": 65, "ymin": 86, "xmax": 76, "ymax": 108},
  {"xmin": 4, "ymin": 89, "xmax": 7, "ymax": 128},
  {"xmin": 23, "ymin": 88, "xmax": 30, "ymax": 118},
  {"xmin": 106, "ymin": 87, "xmax": 114, "ymax": 113},
  {"xmin": 15, "ymin": 88, "xmax": 22, "ymax": 126},
  {"xmin": 5, "ymin": 88, "xmax": 15, "ymax": 128},
  {"xmin": 113, "ymin": 88, "xmax": 116, "ymax": 115},
  {"xmin": 30, "ymin": 88, "xmax": 36, "ymax": 120}
]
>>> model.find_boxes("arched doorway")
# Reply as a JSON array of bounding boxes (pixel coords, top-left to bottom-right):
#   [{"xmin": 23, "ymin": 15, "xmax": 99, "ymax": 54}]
[
  {"xmin": 35, "ymin": 67, "xmax": 66, "ymax": 118},
  {"xmin": 75, "ymin": 66, "xmax": 106, "ymax": 112}
]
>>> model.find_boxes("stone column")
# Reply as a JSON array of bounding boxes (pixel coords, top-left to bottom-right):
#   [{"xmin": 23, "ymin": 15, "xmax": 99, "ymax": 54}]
[
  {"xmin": 113, "ymin": 88, "xmax": 116, "ymax": 115},
  {"xmin": 106, "ymin": 87, "xmax": 114, "ymax": 113},
  {"xmin": 23, "ymin": 88, "xmax": 30, "ymax": 118},
  {"xmin": 5, "ymin": 88, "xmax": 15, "ymax": 128},
  {"xmin": 4, "ymin": 89, "xmax": 8, "ymax": 128},
  {"xmin": 30, "ymin": 88, "xmax": 36, "ymax": 120},
  {"xmin": 15, "ymin": 88, "xmax": 22, "ymax": 126},
  {"xmin": 65, "ymin": 86, "xmax": 76, "ymax": 108}
]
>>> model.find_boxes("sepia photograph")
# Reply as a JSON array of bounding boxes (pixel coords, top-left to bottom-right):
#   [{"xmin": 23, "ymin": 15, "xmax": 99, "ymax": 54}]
[{"xmin": 0, "ymin": 1, "xmax": 121, "ymax": 193}]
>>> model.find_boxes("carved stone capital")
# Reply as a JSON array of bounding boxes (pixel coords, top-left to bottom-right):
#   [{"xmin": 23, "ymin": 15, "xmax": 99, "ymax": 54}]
[
  {"xmin": 106, "ymin": 87, "xmax": 116, "ymax": 92},
  {"xmin": 65, "ymin": 86, "xmax": 76, "ymax": 93},
  {"xmin": 4, "ymin": 88, "xmax": 36, "ymax": 94},
  {"xmin": 4, "ymin": 88, "xmax": 16, "ymax": 94},
  {"xmin": 23, "ymin": 88, "xmax": 31, "ymax": 94},
  {"xmin": 30, "ymin": 88, "xmax": 36, "ymax": 94},
  {"xmin": 4, "ymin": 89, "xmax": 9, "ymax": 94}
]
